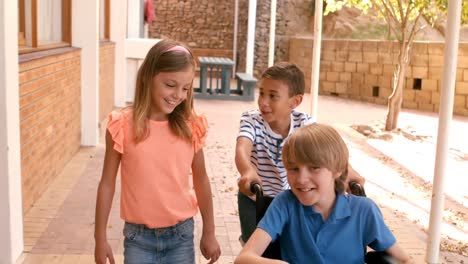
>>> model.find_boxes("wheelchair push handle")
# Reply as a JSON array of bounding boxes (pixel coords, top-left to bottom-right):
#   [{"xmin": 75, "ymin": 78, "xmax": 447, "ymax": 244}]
[
  {"xmin": 250, "ymin": 182, "xmax": 263, "ymax": 197},
  {"xmin": 250, "ymin": 182, "xmax": 265, "ymax": 224}
]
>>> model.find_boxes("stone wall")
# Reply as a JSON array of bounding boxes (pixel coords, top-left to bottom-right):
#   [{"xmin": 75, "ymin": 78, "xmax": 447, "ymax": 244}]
[
  {"xmin": 253, "ymin": 0, "xmax": 311, "ymax": 76},
  {"xmin": 18, "ymin": 48, "xmax": 82, "ymax": 211},
  {"xmin": 149, "ymin": 0, "xmax": 237, "ymax": 48},
  {"xmin": 149, "ymin": 0, "xmax": 312, "ymax": 76},
  {"xmin": 236, "ymin": 0, "xmax": 249, "ymax": 73},
  {"xmin": 289, "ymin": 37, "xmax": 468, "ymax": 116}
]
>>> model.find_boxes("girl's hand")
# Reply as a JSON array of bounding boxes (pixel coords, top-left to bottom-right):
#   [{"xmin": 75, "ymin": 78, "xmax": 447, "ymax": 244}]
[
  {"xmin": 200, "ymin": 232, "xmax": 221, "ymax": 264},
  {"xmin": 94, "ymin": 240, "xmax": 115, "ymax": 264}
]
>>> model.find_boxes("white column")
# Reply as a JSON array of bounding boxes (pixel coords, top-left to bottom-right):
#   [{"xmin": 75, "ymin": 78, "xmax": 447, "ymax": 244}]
[
  {"xmin": 246, "ymin": 0, "xmax": 257, "ymax": 75},
  {"xmin": 268, "ymin": 0, "xmax": 277, "ymax": 67},
  {"xmin": 73, "ymin": 0, "xmax": 100, "ymax": 146},
  {"xmin": 125, "ymin": 38, "xmax": 161, "ymax": 103},
  {"xmin": 310, "ymin": 0, "xmax": 323, "ymax": 119},
  {"xmin": 0, "ymin": 0, "xmax": 25, "ymax": 263},
  {"xmin": 126, "ymin": 59, "xmax": 138, "ymax": 102},
  {"xmin": 426, "ymin": 0, "xmax": 462, "ymax": 262},
  {"xmin": 127, "ymin": 0, "xmax": 144, "ymax": 38},
  {"xmin": 111, "ymin": 0, "xmax": 128, "ymax": 107}
]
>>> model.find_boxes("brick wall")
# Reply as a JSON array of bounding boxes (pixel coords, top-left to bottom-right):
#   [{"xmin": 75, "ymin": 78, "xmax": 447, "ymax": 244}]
[
  {"xmin": 289, "ymin": 37, "xmax": 468, "ymax": 116},
  {"xmin": 99, "ymin": 42, "xmax": 115, "ymax": 123},
  {"xmin": 19, "ymin": 48, "xmax": 81, "ymax": 211}
]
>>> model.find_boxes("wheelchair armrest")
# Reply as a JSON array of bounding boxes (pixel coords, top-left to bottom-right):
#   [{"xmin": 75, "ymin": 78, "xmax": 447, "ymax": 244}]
[{"xmin": 365, "ymin": 251, "xmax": 396, "ymax": 264}]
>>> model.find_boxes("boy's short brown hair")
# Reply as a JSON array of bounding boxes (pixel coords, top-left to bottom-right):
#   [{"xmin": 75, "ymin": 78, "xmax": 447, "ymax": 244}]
[
  {"xmin": 261, "ymin": 62, "xmax": 305, "ymax": 97},
  {"xmin": 282, "ymin": 123, "xmax": 349, "ymax": 194}
]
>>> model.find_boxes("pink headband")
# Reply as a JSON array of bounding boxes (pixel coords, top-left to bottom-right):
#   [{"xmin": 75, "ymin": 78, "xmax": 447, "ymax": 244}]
[{"xmin": 164, "ymin": 45, "xmax": 190, "ymax": 54}]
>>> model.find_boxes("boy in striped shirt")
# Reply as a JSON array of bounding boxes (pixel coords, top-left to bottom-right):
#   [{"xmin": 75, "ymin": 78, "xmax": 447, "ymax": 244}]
[{"xmin": 235, "ymin": 62, "xmax": 365, "ymax": 243}]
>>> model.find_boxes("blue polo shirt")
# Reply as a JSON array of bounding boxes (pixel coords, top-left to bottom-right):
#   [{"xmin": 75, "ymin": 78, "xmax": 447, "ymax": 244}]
[{"xmin": 258, "ymin": 191, "xmax": 396, "ymax": 264}]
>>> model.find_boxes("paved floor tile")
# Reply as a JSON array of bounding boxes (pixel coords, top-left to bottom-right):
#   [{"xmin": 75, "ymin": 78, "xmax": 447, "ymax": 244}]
[{"xmin": 19, "ymin": 95, "xmax": 467, "ymax": 263}]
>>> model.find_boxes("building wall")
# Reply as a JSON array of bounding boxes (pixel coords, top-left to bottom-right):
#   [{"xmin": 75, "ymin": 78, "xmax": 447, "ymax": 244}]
[
  {"xmin": 289, "ymin": 37, "xmax": 468, "ymax": 116},
  {"xmin": 99, "ymin": 42, "xmax": 116, "ymax": 123},
  {"xmin": 18, "ymin": 48, "xmax": 82, "ymax": 211}
]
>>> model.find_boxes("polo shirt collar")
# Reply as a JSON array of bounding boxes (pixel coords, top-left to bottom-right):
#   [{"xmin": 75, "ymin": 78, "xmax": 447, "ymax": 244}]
[
  {"xmin": 302, "ymin": 193, "xmax": 351, "ymax": 221},
  {"xmin": 286, "ymin": 112, "xmax": 296, "ymax": 137},
  {"xmin": 330, "ymin": 193, "xmax": 351, "ymax": 220}
]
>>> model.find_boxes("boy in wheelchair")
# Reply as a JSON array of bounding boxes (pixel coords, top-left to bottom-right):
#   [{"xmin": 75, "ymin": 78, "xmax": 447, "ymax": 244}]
[
  {"xmin": 236, "ymin": 62, "xmax": 365, "ymax": 245},
  {"xmin": 235, "ymin": 124, "xmax": 413, "ymax": 264}
]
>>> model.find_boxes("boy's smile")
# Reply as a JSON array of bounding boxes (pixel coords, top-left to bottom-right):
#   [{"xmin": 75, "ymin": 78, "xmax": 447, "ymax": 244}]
[
  {"xmin": 297, "ymin": 187, "xmax": 316, "ymax": 192},
  {"xmin": 259, "ymin": 109, "xmax": 273, "ymax": 118},
  {"xmin": 287, "ymin": 165, "xmax": 339, "ymax": 215}
]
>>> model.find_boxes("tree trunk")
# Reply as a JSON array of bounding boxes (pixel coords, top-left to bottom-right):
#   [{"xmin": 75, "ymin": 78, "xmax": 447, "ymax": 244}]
[{"xmin": 385, "ymin": 42, "xmax": 409, "ymax": 131}]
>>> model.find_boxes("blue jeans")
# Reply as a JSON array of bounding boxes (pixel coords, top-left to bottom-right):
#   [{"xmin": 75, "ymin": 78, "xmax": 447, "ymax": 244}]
[
  {"xmin": 123, "ymin": 218, "xmax": 195, "ymax": 264},
  {"xmin": 238, "ymin": 191, "xmax": 257, "ymax": 243}
]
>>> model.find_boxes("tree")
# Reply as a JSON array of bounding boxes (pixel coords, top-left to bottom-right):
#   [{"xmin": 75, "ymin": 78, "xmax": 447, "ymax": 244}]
[{"xmin": 324, "ymin": 0, "xmax": 468, "ymax": 130}]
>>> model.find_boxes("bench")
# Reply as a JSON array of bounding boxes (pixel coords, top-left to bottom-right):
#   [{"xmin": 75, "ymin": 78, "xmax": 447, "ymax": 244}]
[
  {"xmin": 198, "ymin": 57, "xmax": 235, "ymax": 95},
  {"xmin": 235, "ymin": 72, "xmax": 257, "ymax": 101},
  {"xmin": 193, "ymin": 57, "xmax": 256, "ymax": 101},
  {"xmin": 192, "ymin": 49, "xmax": 232, "ymax": 74}
]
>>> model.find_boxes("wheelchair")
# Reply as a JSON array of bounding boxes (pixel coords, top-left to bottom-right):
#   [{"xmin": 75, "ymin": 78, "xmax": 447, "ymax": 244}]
[{"xmin": 250, "ymin": 182, "xmax": 396, "ymax": 264}]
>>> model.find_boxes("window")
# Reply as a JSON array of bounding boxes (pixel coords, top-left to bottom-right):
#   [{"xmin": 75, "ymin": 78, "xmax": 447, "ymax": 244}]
[
  {"xmin": 18, "ymin": 0, "xmax": 71, "ymax": 53},
  {"xmin": 413, "ymin": 78, "xmax": 422, "ymax": 90},
  {"xmin": 100, "ymin": 0, "xmax": 110, "ymax": 40},
  {"xmin": 372, "ymin": 86, "xmax": 380, "ymax": 97},
  {"xmin": 37, "ymin": 0, "xmax": 62, "ymax": 44}
]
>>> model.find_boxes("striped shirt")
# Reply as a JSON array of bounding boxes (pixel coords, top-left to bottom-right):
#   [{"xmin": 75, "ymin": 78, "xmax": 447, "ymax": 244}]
[{"xmin": 238, "ymin": 110, "xmax": 314, "ymax": 197}]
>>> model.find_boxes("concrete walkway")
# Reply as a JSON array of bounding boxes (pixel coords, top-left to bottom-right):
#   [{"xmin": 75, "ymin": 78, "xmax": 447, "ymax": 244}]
[{"xmin": 18, "ymin": 94, "xmax": 467, "ymax": 263}]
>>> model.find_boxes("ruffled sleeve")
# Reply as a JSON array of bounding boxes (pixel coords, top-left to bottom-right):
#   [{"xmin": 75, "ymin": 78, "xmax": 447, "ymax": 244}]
[
  {"xmin": 107, "ymin": 111, "xmax": 126, "ymax": 154},
  {"xmin": 191, "ymin": 114, "xmax": 208, "ymax": 153}
]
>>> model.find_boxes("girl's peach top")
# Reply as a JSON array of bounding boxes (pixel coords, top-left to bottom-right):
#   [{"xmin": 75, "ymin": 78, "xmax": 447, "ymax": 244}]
[{"xmin": 107, "ymin": 109, "xmax": 207, "ymax": 228}]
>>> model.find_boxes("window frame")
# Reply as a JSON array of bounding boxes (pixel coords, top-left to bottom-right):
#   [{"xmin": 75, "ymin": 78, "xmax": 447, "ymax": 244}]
[
  {"xmin": 18, "ymin": 0, "xmax": 72, "ymax": 54},
  {"xmin": 100, "ymin": 0, "xmax": 111, "ymax": 41}
]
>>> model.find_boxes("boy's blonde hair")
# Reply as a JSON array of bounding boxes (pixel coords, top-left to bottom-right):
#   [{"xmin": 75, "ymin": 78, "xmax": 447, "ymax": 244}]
[
  {"xmin": 282, "ymin": 123, "xmax": 349, "ymax": 193},
  {"xmin": 132, "ymin": 39, "xmax": 202, "ymax": 143},
  {"xmin": 261, "ymin": 62, "xmax": 305, "ymax": 97}
]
